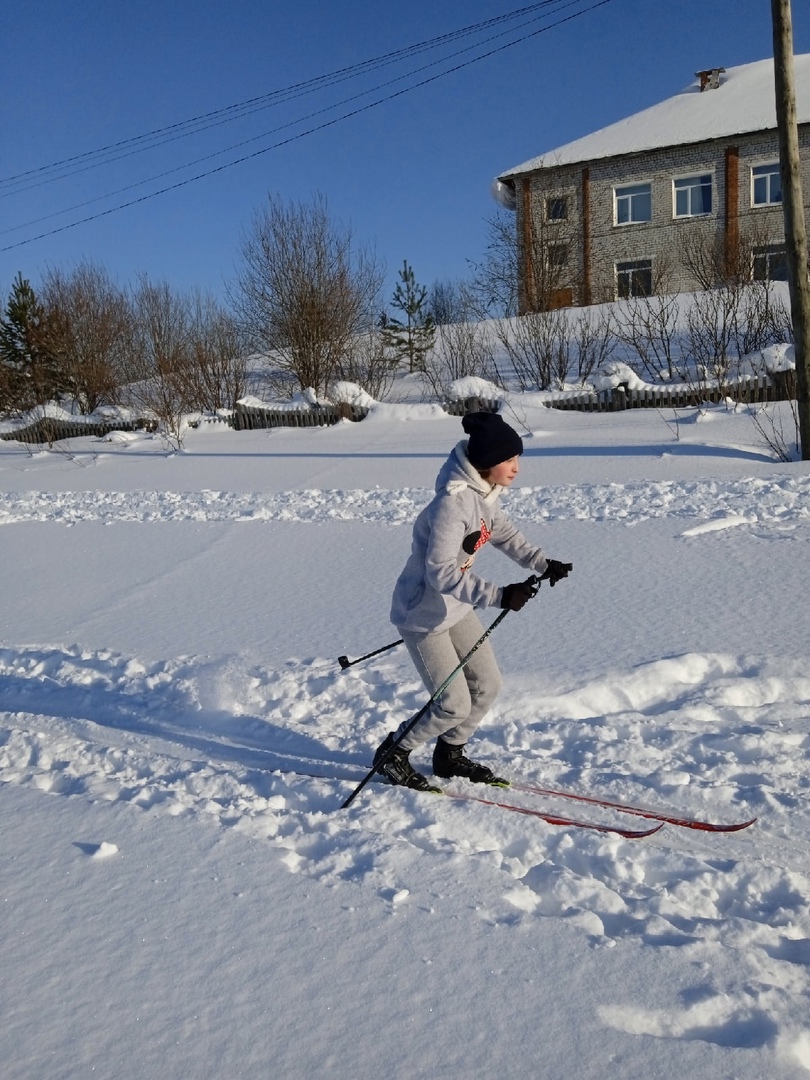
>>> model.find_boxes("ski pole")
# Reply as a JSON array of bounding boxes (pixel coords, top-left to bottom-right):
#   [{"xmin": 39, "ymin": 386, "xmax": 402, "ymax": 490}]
[
  {"xmin": 337, "ymin": 638, "xmax": 403, "ymax": 670},
  {"xmin": 340, "ymin": 603, "xmax": 518, "ymax": 811}
]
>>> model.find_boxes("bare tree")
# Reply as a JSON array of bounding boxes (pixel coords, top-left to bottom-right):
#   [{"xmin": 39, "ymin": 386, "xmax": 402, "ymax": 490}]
[
  {"xmin": 231, "ymin": 194, "xmax": 383, "ymax": 396},
  {"xmin": 522, "ymin": 207, "xmax": 580, "ymax": 315},
  {"xmin": 614, "ymin": 292, "xmax": 684, "ymax": 382},
  {"xmin": 126, "ymin": 276, "xmax": 194, "ymax": 448},
  {"xmin": 466, "ymin": 210, "xmax": 519, "ymax": 319},
  {"xmin": 422, "ymin": 318, "xmax": 495, "ymax": 399},
  {"xmin": 675, "ymin": 224, "xmax": 792, "ymax": 396},
  {"xmin": 569, "ymin": 307, "xmax": 617, "ymax": 384},
  {"xmin": 679, "ymin": 216, "xmax": 778, "ymax": 288},
  {"xmin": 469, "ymin": 194, "xmax": 583, "ymax": 319},
  {"xmin": 428, "ymin": 279, "xmax": 468, "ymax": 325},
  {"xmin": 745, "ymin": 372, "xmax": 800, "ymax": 462},
  {"xmin": 333, "ymin": 329, "xmax": 397, "ymax": 401},
  {"xmin": 493, "ymin": 308, "xmax": 570, "ymax": 390},
  {"xmin": 683, "ymin": 287, "xmax": 739, "ymax": 394},
  {"xmin": 733, "ymin": 281, "xmax": 793, "ymax": 358},
  {"xmin": 41, "ymin": 261, "xmax": 131, "ymax": 414},
  {"xmin": 681, "ymin": 278, "xmax": 794, "ymax": 401},
  {"xmin": 677, "ymin": 221, "xmax": 793, "ymax": 361},
  {"xmin": 677, "ymin": 226, "xmax": 732, "ymax": 291},
  {"xmin": 187, "ymin": 291, "xmax": 249, "ymax": 412}
]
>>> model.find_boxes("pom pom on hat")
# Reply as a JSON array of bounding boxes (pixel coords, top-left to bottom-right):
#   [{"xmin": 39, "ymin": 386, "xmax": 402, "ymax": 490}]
[{"xmin": 462, "ymin": 412, "xmax": 523, "ymax": 470}]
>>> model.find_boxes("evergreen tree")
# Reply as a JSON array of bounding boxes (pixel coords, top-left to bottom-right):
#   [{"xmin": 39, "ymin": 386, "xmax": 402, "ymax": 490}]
[
  {"xmin": 383, "ymin": 260, "xmax": 435, "ymax": 373},
  {"xmin": 0, "ymin": 273, "xmax": 63, "ymax": 414}
]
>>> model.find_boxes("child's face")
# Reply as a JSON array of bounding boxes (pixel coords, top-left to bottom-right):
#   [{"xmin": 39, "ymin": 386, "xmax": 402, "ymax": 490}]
[{"xmin": 487, "ymin": 455, "xmax": 520, "ymax": 486}]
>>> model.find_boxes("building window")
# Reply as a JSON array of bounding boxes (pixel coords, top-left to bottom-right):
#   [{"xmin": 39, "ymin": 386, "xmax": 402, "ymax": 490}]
[
  {"xmin": 752, "ymin": 244, "xmax": 788, "ymax": 282},
  {"xmin": 673, "ymin": 174, "xmax": 712, "ymax": 217},
  {"xmin": 616, "ymin": 259, "xmax": 653, "ymax": 298},
  {"xmin": 752, "ymin": 163, "xmax": 782, "ymax": 206},
  {"xmin": 615, "ymin": 183, "xmax": 652, "ymax": 225},
  {"xmin": 545, "ymin": 196, "xmax": 568, "ymax": 221},
  {"xmin": 546, "ymin": 242, "xmax": 568, "ymax": 270}
]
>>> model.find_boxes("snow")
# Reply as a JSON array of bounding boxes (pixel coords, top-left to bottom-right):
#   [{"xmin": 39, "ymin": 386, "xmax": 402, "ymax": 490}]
[
  {"xmin": 762, "ymin": 343, "xmax": 797, "ymax": 373},
  {"xmin": 501, "ymin": 54, "xmax": 810, "ymax": 175},
  {"xmin": 447, "ymin": 375, "xmax": 506, "ymax": 401},
  {"xmin": 589, "ymin": 361, "xmax": 650, "ymax": 393},
  {"xmin": 329, "ymin": 381, "xmax": 378, "ymax": 407},
  {"xmin": 2, "ymin": 398, "xmax": 810, "ymax": 1079},
  {"xmin": 0, "ymin": 401, "xmax": 140, "ymax": 435}
]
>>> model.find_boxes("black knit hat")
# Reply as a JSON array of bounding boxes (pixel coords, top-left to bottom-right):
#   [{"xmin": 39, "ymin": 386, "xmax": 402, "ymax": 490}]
[{"xmin": 462, "ymin": 412, "xmax": 523, "ymax": 470}]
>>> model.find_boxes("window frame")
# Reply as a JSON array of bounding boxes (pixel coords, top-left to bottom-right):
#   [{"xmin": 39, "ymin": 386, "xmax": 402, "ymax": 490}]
[
  {"xmin": 545, "ymin": 241, "xmax": 569, "ymax": 271},
  {"xmin": 752, "ymin": 244, "xmax": 788, "ymax": 282},
  {"xmin": 615, "ymin": 259, "xmax": 653, "ymax": 299},
  {"xmin": 613, "ymin": 182, "xmax": 652, "ymax": 226},
  {"xmin": 672, "ymin": 172, "xmax": 713, "ymax": 219},
  {"xmin": 545, "ymin": 196, "xmax": 568, "ymax": 222},
  {"xmin": 751, "ymin": 162, "xmax": 782, "ymax": 207}
]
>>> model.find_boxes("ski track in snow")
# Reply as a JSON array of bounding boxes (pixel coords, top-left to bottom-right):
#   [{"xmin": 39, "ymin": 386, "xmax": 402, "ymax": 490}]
[
  {"xmin": 1, "ymin": 473, "xmax": 810, "ymax": 528},
  {"xmin": 2, "ymin": 641, "xmax": 810, "ymax": 1063}
]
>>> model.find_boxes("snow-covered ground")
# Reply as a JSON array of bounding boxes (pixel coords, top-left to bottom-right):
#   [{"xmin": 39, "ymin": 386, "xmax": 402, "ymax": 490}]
[{"xmin": 2, "ymin": 399, "xmax": 810, "ymax": 1079}]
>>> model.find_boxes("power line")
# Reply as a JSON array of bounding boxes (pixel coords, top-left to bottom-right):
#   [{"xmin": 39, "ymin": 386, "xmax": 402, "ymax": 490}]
[
  {"xmin": 0, "ymin": 1, "xmax": 567, "ymax": 194},
  {"xmin": 1, "ymin": 0, "xmax": 615, "ymax": 254},
  {"xmin": 1, "ymin": 0, "xmax": 595, "ymax": 239},
  {"xmin": 0, "ymin": 0, "xmax": 580, "ymax": 220}
]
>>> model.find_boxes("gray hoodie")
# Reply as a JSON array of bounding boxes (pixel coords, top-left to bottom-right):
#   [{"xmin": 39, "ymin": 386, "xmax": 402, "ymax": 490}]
[{"xmin": 390, "ymin": 441, "xmax": 549, "ymax": 634}]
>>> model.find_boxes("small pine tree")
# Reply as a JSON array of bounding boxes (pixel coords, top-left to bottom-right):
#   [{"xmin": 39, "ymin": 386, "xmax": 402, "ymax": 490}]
[
  {"xmin": 0, "ymin": 273, "xmax": 64, "ymax": 414},
  {"xmin": 383, "ymin": 260, "xmax": 435, "ymax": 373}
]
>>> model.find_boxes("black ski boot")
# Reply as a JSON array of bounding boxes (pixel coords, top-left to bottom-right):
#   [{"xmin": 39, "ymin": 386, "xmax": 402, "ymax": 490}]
[
  {"xmin": 373, "ymin": 733, "xmax": 442, "ymax": 793},
  {"xmin": 432, "ymin": 738, "xmax": 509, "ymax": 787}
]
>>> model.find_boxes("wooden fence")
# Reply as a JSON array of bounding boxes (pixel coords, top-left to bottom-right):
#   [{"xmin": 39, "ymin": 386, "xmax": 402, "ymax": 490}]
[
  {"xmin": 443, "ymin": 397, "xmax": 500, "ymax": 416},
  {"xmin": 542, "ymin": 371, "xmax": 795, "ymax": 413},
  {"xmin": 0, "ymin": 416, "xmax": 157, "ymax": 446},
  {"xmin": 232, "ymin": 401, "xmax": 370, "ymax": 430},
  {"xmin": 0, "ymin": 375, "xmax": 795, "ymax": 444}
]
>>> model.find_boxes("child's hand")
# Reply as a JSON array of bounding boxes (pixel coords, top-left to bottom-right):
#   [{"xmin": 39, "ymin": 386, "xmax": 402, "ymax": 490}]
[
  {"xmin": 540, "ymin": 560, "xmax": 573, "ymax": 587},
  {"xmin": 501, "ymin": 578, "xmax": 537, "ymax": 611}
]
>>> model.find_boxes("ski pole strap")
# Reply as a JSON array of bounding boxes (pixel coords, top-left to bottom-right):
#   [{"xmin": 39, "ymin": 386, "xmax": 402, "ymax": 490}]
[{"xmin": 339, "ymin": 607, "xmax": 510, "ymax": 810}]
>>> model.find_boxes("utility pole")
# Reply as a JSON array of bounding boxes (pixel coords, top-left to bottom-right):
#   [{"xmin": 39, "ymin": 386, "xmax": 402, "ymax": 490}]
[{"xmin": 771, "ymin": 0, "xmax": 810, "ymax": 459}]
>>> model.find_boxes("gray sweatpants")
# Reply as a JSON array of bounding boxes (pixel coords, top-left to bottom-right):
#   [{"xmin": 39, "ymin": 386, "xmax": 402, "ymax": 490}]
[{"xmin": 394, "ymin": 609, "xmax": 503, "ymax": 752}]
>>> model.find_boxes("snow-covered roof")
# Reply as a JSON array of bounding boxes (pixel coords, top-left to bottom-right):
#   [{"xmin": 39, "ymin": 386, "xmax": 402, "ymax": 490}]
[{"xmin": 500, "ymin": 55, "xmax": 810, "ymax": 177}]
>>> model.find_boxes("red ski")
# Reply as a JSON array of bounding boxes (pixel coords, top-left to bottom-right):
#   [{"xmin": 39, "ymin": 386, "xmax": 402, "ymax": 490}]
[
  {"xmin": 283, "ymin": 762, "xmax": 663, "ymax": 837},
  {"xmin": 442, "ymin": 788, "xmax": 664, "ymax": 839},
  {"xmin": 507, "ymin": 780, "xmax": 756, "ymax": 833}
]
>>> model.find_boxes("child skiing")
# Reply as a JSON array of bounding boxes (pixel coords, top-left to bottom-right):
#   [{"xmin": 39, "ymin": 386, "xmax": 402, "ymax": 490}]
[{"xmin": 374, "ymin": 411, "xmax": 572, "ymax": 791}]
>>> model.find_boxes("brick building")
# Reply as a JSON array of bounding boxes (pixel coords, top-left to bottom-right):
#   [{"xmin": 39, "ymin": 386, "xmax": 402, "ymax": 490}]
[{"xmin": 496, "ymin": 56, "xmax": 810, "ymax": 313}]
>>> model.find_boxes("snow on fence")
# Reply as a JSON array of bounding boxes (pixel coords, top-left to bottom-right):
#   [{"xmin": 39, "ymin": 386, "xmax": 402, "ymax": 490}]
[
  {"xmin": 542, "ymin": 371, "xmax": 794, "ymax": 413},
  {"xmin": 233, "ymin": 396, "xmax": 500, "ymax": 431},
  {"xmin": 233, "ymin": 401, "xmax": 370, "ymax": 430},
  {"xmin": 0, "ymin": 416, "xmax": 157, "ymax": 445},
  {"xmin": 443, "ymin": 397, "xmax": 500, "ymax": 416},
  {"xmin": 0, "ymin": 374, "xmax": 795, "ymax": 445}
]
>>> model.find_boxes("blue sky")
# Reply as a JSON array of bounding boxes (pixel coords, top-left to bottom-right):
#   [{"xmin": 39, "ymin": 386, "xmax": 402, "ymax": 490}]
[{"xmin": 2, "ymin": 0, "xmax": 809, "ymax": 307}]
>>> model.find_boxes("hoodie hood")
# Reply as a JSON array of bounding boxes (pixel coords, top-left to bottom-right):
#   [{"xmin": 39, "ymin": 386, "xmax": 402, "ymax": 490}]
[{"xmin": 435, "ymin": 442, "xmax": 503, "ymax": 505}]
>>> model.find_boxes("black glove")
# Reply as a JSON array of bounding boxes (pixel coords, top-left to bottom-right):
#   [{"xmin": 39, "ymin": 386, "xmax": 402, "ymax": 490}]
[
  {"xmin": 540, "ymin": 559, "xmax": 573, "ymax": 587},
  {"xmin": 501, "ymin": 577, "xmax": 539, "ymax": 611}
]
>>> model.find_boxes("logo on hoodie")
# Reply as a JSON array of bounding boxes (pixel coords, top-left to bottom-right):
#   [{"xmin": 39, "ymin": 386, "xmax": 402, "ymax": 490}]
[{"xmin": 459, "ymin": 518, "xmax": 492, "ymax": 572}]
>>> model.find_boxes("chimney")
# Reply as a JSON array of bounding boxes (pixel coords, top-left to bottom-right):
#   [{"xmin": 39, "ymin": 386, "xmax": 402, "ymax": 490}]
[{"xmin": 696, "ymin": 67, "xmax": 725, "ymax": 91}]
